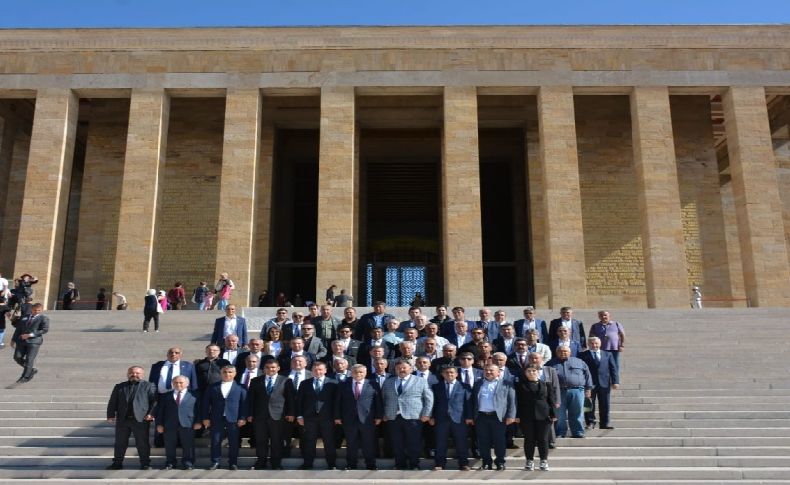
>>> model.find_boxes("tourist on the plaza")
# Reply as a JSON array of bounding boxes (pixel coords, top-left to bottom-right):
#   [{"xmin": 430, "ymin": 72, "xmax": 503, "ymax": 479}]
[
  {"xmin": 381, "ymin": 359, "xmax": 434, "ymax": 470},
  {"xmin": 155, "ymin": 375, "xmax": 200, "ymax": 470},
  {"xmin": 313, "ymin": 304, "xmax": 341, "ymax": 348},
  {"xmin": 212, "ymin": 272, "xmax": 234, "ymax": 310},
  {"xmin": 246, "ymin": 359, "xmax": 295, "ymax": 470},
  {"xmin": 514, "ymin": 306, "xmax": 549, "ymax": 342},
  {"xmin": 112, "ymin": 291, "xmax": 127, "ymax": 310},
  {"xmin": 257, "ymin": 289, "xmax": 271, "ymax": 307},
  {"xmin": 202, "ymin": 365, "xmax": 247, "ymax": 470},
  {"xmin": 471, "ymin": 363, "xmax": 516, "ymax": 470},
  {"xmin": 106, "ymin": 366, "xmax": 157, "ymax": 470},
  {"xmin": 578, "ymin": 336, "xmax": 620, "ymax": 430},
  {"xmin": 10, "ymin": 273, "xmax": 37, "ymax": 308},
  {"xmin": 691, "ymin": 285, "xmax": 703, "ymax": 308},
  {"xmin": 356, "ymin": 301, "xmax": 395, "ymax": 341},
  {"xmin": 12, "ymin": 302, "xmax": 49, "ymax": 383},
  {"xmin": 275, "ymin": 291, "xmax": 287, "ymax": 307},
  {"xmin": 325, "ymin": 284, "xmax": 337, "ymax": 305},
  {"xmin": 548, "ymin": 306, "xmax": 586, "ymax": 350},
  {"xmin": 262, "ymin": 326, "xmax": 284, "ymax": 358},
  {"xmin": 157, "ymin": 290, "xmax": 168, "ymax": 313},
  {"xmin": 192, "ymin": 281, "xmax": 209, "ymax": 310},
  {"xmin": 167, "ymin": 282, "xmax": 186, "ymax": 310},
  {"xmin": 514, "ymin": 364, "xmax": 556, "ymax": 471},
  {"xmin": 527, "ymin": 352, "xmax": 561, "ymax": 449},
  {"xmin": 292, "ymin": 293, "xmax": 304, "ymax": 307},
  {"xmin": 411, "ymin": 292, "xmax": 426, "ymax": 307},
  {"xmin": 61, "ymin": 282, "xmax": 79, "ymax": 310},
  {"xmin": 589, "ymin": 310, "xmax": 625, "ymax": 367},
  {"xmin": 335, "ymin": 364, "xmax": 381, "ymax": 470},
  {"xmin": 210, "ymin": 304, "xmax": 248, "ymax": 348},
  {"xmin": 333, "ymin": 288, "xmax": 353, "ymax": 307},
  {"xmin": 431, "ymin": 365, "xmax": 472, "ymax": 471},
  {"xmin": 203, "ymin": 290, "xmax": 214, "ymax": 310},
  {"xmin": 0, "ymin": 296, "xmax": 10, "ymax": 349},
  {"xmin": 546, "ymin": 345, "xmax": 593, "ymax": 439},
  {"xmin": 96, "ymin": 288, "xmax": 107, "ymax": 310},
  {"xmin": 297, "ymin": 361, "xmax": 338, "ymax": 469}
]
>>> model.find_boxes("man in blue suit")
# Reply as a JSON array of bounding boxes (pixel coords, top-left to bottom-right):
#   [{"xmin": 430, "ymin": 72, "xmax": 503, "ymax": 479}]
[
  {"xmin": 548, "ymin": 306, "xmax": 586, "ymax": 350},
  {"xmin": 430, "ymin": 366, "xmax": 472, "ymax": 471},
  {"xmin": 355, "ymin": 301, "xmax": 395, "ymax": 342},
  {"xmin": 296, "ymin": 361, "xmax": 338, "ymax": 470},
  {"xmin": 471, "ymin": 364, "xmax": 516, "ymax": 471},
  {"xmin": 210, "ymin": 305, "xmax": 249, "ymax": 348},
  {"xmin": 201, "ymin": 365, "xmax": 248, "ymax": 470},
  {"xmin": 335, "ymin": 364, "xmax": 382, "ymax": 470},
  {"xmin": 513, "ymin": 306, "xmax": 549, "ymax": 343},
  {"xmin": 149, "ymin": 347, "xmax": 198, "ymax": 447},
  {"xmin": 381, "ymin": 359, "xmax": 434, "ymax": 470},
  {"xmin": 578, "ymin": 336, "xmax": 620, "ymax": 430},
  {"xmin": 155, "ymin": 375, "xmax": 200, "ymax": 470}
]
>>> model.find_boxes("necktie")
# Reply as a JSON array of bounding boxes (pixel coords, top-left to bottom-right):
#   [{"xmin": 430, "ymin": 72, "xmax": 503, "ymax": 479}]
[
  {"xmin": 242, "ymin": 371, "xmax": 250, "ymax": 388},
  {"xmin": 397, "ymin": 379, "xmax": 404, "ymax": 395},
  {"xmin": 314, "ymin": 379, "xmax": 321, "ymax": 394},
  {"xmin": 165, "ymin": 363, "xmax": 174, "ymax": 390},
  {"xmin": 594, "ymin": 352, "xmax": 600, "ymax": 362},
  {"xmin": 266, "ymin": 377, "xmax": 273, "ymax": 395},
  {"xmin": 175, "ymin": 391, "xmax": 181, "ymax": 406},
  {"xmin": 464, "ymin": 369, "xmax": 470, "ymax": 385},
  {"xmin": 293, "ymin": 373, "xmax": 300, "ymax": 389},
  {"xmin": 294, "ymin": 325, "xmax": 300, "ymax": 337},
  {"xmin": 446, "ymin": 382, "xmax": 452, "ymax": 396},
  {"xmin": 519, "ymin": 354, "xmax": 525, "ymax": 368},
  {"xmin": 354, "ymin": 381, "xmax": 361, "ymax": 400}
]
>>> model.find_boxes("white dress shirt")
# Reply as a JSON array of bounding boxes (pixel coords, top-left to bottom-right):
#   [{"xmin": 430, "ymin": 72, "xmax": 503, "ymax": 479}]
[
  {"xmin": 223, "ymin": 316, "xmax": 237, "ymax": 337},
  {"xmin": 158, "ymin": 361, "xmax": 181, "ymax": 393}
]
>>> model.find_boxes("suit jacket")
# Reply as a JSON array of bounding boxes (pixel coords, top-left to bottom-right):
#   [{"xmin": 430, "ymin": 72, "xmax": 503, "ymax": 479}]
[
  {"xmin": 311, "ymin": 315, "xmax": 343, "ymax": 344},
  {"xmin": 548, "ymin": 318, "xmax": 586, "ymax": 349},
  {"xmin": 506, "ymin": 353, "xmax": 532, "ymax": 376},
  {"xmin": 281, "ymin": 322, "xmax": 305, "ymax": 342},
  {"xmin": 304, "ymin": 337, "xmax": 328, "ymax": 360},
  {"xmin": 514, "ymin": 379, "xmax": 555, "ymax": 421},
  {"xmin": 107, "ymin": 380, "xmax": 157, "ymax": 422},
  {"xmin": 149, "ymin": 360, "xmax": 198, "ymax": 392},
  {"xmin": 513, "ymin": 318, "xmax": 549, "ymax": 342},
  {"xmin": 193, "ymin": 357, "xmax": 232, "ymax": 392},
  {"xmin": 369, "ymin": 372, "xmax": 391, "ymax": 392},
  {"xmin": 335, "ymin": 378, "xmax": 382, "ymax": 425},
  {"xmin": 539, "ymin": 366, "xmax": 562, "ymax": 405},
  {"xmin": 356, "ymin": 312, "xmax": 395, "ymax": 341},
  {"xmin": 441, "ymin": 321, "xmax": 474, "ymax": 341},
  {"xmin": 471, "ymin": 378, "xmax": 516, "ymax": 422},
  {"xmin": 381, "ymin": 375, "xmax": 434, "ymax": 420},
  {"xmin": 578, "ymin": 350, "xmax": 619, "ymax": 389},
  {"xmin": 234, "ymin": 351, "xmax": 266, "ymax": 374},
  {"xmin": 431, "ymin": 380, "xmax": 472, "ymax": 424},
  {"xmin": 211, "ymin": 316, "xmax": 249, "ymax": 348},
  {"xmin": 492, "ymin": 336, "xmax": 517, "ymax": 355},
  {"xmin": 341, "ymin": 339, "xmax": 362, "ymax": 359},
  {"xmin": 413, "ymin": 370, "xmax": 439, "ymax": 386},
  {"xmin": 247, "ymin": 374, "xmax": 295, "ymax": 420},
  {"xmin": 11, "ymin": 313, "xmax": 49, "ymax": 344},
  {"xmin": 277, "ymin": 351, "xmax": 316, "ymax": 374},
  {"xmin": 156, "ymin": 389, "xmax": 199, "ymax": 428},
  {"xmin": 235, "ymin": 368, "xmax": 263, "ymax": 389},
  {"xmin": 456, "ymin": 366, "xmax": 483, "ymax": 386},
  {"xmin": 323, "ymin": 354, "xmax": 357, "ymax": 368},
  {"xmin": 549, "ymin": 340, "xmax": 581, "ymax": 358},
  {"xmin": 296, "ymin": 377, "xmax": 338, "ymax": 420},
  {"xmin": 202, "ymin": 380, "xmax": 247, "ymax": 423}
]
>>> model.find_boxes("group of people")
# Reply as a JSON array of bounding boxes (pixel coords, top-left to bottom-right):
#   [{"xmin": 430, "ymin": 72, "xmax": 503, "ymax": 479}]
[{"xmin": 110, "ymin": 303, "xmax": 624, "ymax": 472}]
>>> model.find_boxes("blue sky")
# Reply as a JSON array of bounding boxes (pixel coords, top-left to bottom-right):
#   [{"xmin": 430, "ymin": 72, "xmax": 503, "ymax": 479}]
[{"xmin": 2, "ymin": 0, "xmax": 788, "ymax": 28}]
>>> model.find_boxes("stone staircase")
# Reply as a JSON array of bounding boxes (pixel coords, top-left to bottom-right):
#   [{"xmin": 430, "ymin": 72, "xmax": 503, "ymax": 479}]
[{"xmin": 1, "ymin": 307, "xmax": 789, "ymax": 484}]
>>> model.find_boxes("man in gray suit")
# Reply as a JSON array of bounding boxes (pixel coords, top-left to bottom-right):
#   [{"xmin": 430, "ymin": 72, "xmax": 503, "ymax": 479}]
[
  {"xmin": 12, "ymin": 302, "xmax": 49, "ymax": 383},
  {"xmin": 381, "ymin": 359, "xmax": 434, "ymax": 470},
  {"xmin": 471, "ymin": 364, "xmax": 516, "ymax": 470},
  {"xmin": 106, "ymin": 366, "xmax": 157, "ymax": 470},
  {"xmin": 155, "ymin": 375, "xmax": 200, "ymax": 470},
  {"xmin": 247, "ymin": 360, "xmax": 295, "ymax": 470}
]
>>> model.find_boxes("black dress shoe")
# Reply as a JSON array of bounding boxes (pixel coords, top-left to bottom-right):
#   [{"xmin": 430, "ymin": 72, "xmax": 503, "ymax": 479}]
[
  {"xmin": 366, "ymin": 465, "xmax": 378, "ymax": 471},
  {"xmin": 106, "ymin": 463, "xmax": 123, "ymax": 470},
  {"xmin": 207, "ymin": 462, "xmax": 220, "ymax": 470},
  {"xmin": 272, "ymin": 465, "xmax": 284, "ymax": 470},
  {"xmin": 162, "ymin": 464, "xmax": 174, "ymax": 470},
  {"xmin": 478, "ymin": 464, "xmax": 492, "ymax": 470},
  {"xmin": 548, "ymin": 442, "xmax": 556, "ymax": 449},
  {"xmin": 471, "ymin": 449, "xmax": 480, "ymax": 458},
  {"xmin": 495, "ymin": 464, "xmax": 505, "ymax": 471},
  {"xmin": 183, "ymin": 463, "xmax": 194, "ymax": 470},
  {"xmin": 600, "ymin": 425, "xmax": 615, "ymax": 429},
  {"xmin": 229, "ymin": 464, "xmax": 238, "ymax": 470},
  {"xmin": 251, "ymin": 461, "xmax": 267, "ymax": 470},
  {"xmin": 299, "ymin": 464, "xmax": 312, "ymax": 470}
]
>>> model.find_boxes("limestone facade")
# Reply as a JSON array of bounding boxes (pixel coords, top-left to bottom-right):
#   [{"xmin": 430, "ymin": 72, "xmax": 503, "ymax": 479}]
[{"xmin": 0, "ymin": 26, "xmax": 788, "ymax": 309}]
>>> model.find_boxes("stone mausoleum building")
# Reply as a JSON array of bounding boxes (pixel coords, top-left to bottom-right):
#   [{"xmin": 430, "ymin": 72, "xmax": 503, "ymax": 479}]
[{"xmin": 0, "ymin": 26, "xmax": 789, "ymax": 310}]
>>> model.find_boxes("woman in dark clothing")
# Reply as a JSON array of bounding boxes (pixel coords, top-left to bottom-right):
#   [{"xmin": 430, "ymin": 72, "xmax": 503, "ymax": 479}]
[
  {"xmin": 142, "ymin": 289, "xmax": 160, "ymax": 333},
  {"xmin": 514, "ymin": 364, "xmax": 556, "ymax": 472}
]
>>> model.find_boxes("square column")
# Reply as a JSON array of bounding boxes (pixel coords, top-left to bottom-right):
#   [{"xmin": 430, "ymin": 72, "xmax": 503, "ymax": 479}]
[
  {"xmin": 442, "ymin": 86, "xmax": 484, "ymax": 306},
  {"xmin": 252, "ymin": 118, "xmax": 274, "ymax": 304},
  {"xmin": 112, "ymin": 89, "xmax": 170, "ymax": 304},
  {"xmin": 630, "ymin": 87, "xmax": 689, "ymax": 308},
  {"xmin": 13, "ymin": 89, "xmax": 78, "ymax": 308},
  {"xmin": 316, "ymin": 86, "xmax": 356, "ymax": 300},
  {"xmin": 537, "ymin": 86, "xmax": 588, "ymax": 308},
  {"xmin": 215, "ymin": 89, "xmax": 261, "ymax": 306},
  {"xmin": 722, "ymin": 87, "xmax": 790, "ymax": 306}
]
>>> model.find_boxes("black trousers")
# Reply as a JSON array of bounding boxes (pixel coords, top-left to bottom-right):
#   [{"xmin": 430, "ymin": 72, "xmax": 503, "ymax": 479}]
[
  {"xmin": 585, "ymin": 386, "xmax": 612, "ymax": 426},
  {"xmin": 433, "ymin": 419, "xmax": 469, "ymax": 467},
  {"xmin": 163, "ymin": 425, "xmax": 195, "ymax": 466},
  {"xmin": 387, "ymin": 416, "xmax": 422, "ymax": 468},
  {"xmin": 343, "ymin": 420, "xmax": 377, "ymax": 468},
  {"xmin": 253, "ymin": 416, "xmax": 285, "ymax": 466},
  {"xmin": 143, "ymin": 313, "xmax": 159, "ymax": 332},
  {"xmin": 301, "ymin": 417, "xmax": 336, "ymax": 467},
  {"xmin": 13, "ymin": 341, "xmax": 41, "ymax": 379},
  {"xmin": 475, "ymin": 413, "xmax": 506, "ymax": 466},
  {"xmin": 113, "ymin": 418, "xmax": 151, "ymax": 466},
  {"xmin": 521, "ymin": 419, "xmax": 550, "ymax": 460}
]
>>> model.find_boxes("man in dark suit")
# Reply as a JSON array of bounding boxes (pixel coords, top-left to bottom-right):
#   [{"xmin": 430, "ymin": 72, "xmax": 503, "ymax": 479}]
[
  {"xmin": 235, "ymin": 338, "xmax": 266, "ymax": 375},
  {"xmin": 201, "ymin": 365, "xmax": 248, "ymax": 470},
  {"xmin": 296, "ymin": 361, "xmax": 338, "ymax": 469},
  {"xmin": 106, "ymin": 366, "xmax": 157, "ymax": 470},
  {"xmin": 149, "ymin": 347, "xmax": 198, "ymax": 447},
  {"xmin": 548, "ymin": 306, "xmax": 586, "ymax": 350},
  {"xmin": 155, "ymin": 375, "xmax": 200, "ymax": 470},
  {"xmin": 514, "ymin": 306, "xmax": 549, "ymax": 342},
  {"xmin": 194, "ymin": 344, "xmax": 232, "ymax": 395},
  {"xmin": 335, "ymin": 364, "xmax": 382, "ymax": 470},
  {"xmin": 550, "ymin": 326, "xmax": 581, "ymax": 357},
  {"xmin": 355, "ymin": 301, "xmax": 395, "ymax": 342},
  {"xmin": 210, "ymin": 304, "xmax": 249, "ymax": 348},
  {"xmin": 247, "ymin": 359, "xmax": 295, "ymax": 470},
  {"xmin": 277, "ymin": 338, "xmax": 316, "ymax": 374},
  {"xmin": 11, "ymin": 302, "xmax": 49, "ymax": 383},
  {"xmin": 471, "ymin": 364, "xmax": 516, "ymax": 471},
  {"xmin": 323, "ymin": 340, "xmax": 358, "ymax": 367},
  {"xmin": 357, "ymin": 328, "xmax": 394, "ymax": 369},
  {"xmin": 335, "ymin": 325, "xmax": 362, "ymax": 359},
  {"xmin": 431, "ymin": 366, "xmax": 472, "ymax": 471},
  {"xmin": 578, "ymin": 336, "xmax": 620, "ymax": 430}
]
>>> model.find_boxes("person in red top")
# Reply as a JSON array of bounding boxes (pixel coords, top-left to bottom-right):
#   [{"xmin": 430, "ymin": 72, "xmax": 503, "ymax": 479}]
[{"xmin": 167, "ymin": 282, "xmax": 186, "ymax": 310}]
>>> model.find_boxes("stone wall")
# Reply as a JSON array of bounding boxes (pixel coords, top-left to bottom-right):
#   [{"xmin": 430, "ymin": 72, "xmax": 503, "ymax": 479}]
[
  {"xmin": 0, "ymin": 131, "xmax": 30, "ymax": 275},
  {"xmin": 576, "ymin": 95, "xmax": 647, "ymax": 306},
  {"xmin": 153, "ymin": 98, "xmax": 224, "ymax": 291}
]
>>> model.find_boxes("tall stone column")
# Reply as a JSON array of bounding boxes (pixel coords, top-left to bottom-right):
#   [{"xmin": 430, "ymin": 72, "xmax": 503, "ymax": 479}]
[
  {"xmin": 112, "ymin": 89, "xmax": 170, "ymax": 306},
  {"xmin": 537, "ymin": 86, "xmax": 587, "ymax": 308},
  {"xmin": 13, "ymin": 89, "xmax": 78, "ymax": 308},
  {"xmin": 316, "ymin": 86, "xmax": 356, "ymax": 301},
  {"xmin": 252, "ymin": 117, "xmax": 274, "ymax": 304},
  {"xmin": 630, "ymin": 87, "xmax": 689, "ymax": 308},
  {"xmin": 442, "ymin": 86, "xmax": 484, "ymax": 306},
  {"xmin": 215, "ymin": 89, "xmax": 261, "ymax": 307},
  {"xmin": 722, "ymin": 86, "xmax": 790, "ymax": 306}
]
